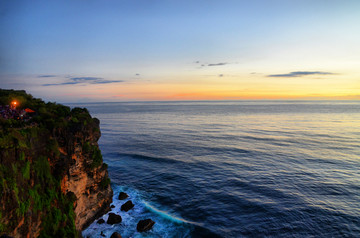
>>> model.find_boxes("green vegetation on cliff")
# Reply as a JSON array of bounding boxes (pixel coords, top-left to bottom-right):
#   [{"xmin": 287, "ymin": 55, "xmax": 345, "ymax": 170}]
[{"xmin": 0, "ymin": 89, "xmax": 109, "ymax": 237}]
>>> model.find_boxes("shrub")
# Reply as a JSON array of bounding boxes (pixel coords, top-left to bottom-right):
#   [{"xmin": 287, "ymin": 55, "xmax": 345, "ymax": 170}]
[
  {"xmin": 99, "ymin": 177, "xmax": 110, "ymax": 189},
  {"xmin": 29, "ymin": 186, "xmax": 41, "ymax": 211},
  {"xmin": 19, "ymin": 151, "xmax": 25, "ymax": 161},
  {"xmin": 22, "ymin": 161, "xmax": 30, "ymax": 180},
  {"xmin": 18, "ymin": 200, "xmax": 30, "ymax": 216},
  {"xmin": 47, "ymin": 139, "xmax": 60, "ymax": 157},
  {"xmin": 34, "ymin": 156, "xmax": 52, "ymax": 182},
  {"xmin": 82, "ymin": 142, "xmax": 91, "ymax": 153},
  {"xmin": 90, "ymin": 146, "xmax": 103, "ymax": 168},
  {"xmin": 101, "ymin": 163, "xmax": 108, "ymax": 170}
]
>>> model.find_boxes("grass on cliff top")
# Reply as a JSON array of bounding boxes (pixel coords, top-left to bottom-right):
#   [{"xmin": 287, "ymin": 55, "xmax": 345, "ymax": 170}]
[{"xmin": 0, "ymin": 89, "xmax": 96, "ymax": 131}]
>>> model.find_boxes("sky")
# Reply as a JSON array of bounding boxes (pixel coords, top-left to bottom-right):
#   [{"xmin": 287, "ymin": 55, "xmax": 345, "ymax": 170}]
[{"xmin": 0, "ymin": 0, "xmax": 359, "ymax": 102}]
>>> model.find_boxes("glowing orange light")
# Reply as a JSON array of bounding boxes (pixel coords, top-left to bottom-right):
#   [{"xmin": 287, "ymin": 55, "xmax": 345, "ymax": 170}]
[{"xmin": 11, "ymin": 100, "xmax": 18, "ymax": 109}]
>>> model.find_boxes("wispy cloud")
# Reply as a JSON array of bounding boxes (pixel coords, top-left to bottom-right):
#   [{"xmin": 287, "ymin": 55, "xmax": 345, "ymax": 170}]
[
  {"xmin": 267, "ymin": 71, "xmax": 334, "ymax": 78},
  {"xmin": 194, "ymin": 61, "xmax": 230, "ymax": 68},
  {"xmin": 208, "ymin": 62, "xmax": 228, "ymax": 67},
  {"xmin": 42, "ymin": 76, "xmax": 123, "ymax": 86},
  {"xmin": 38, "ymin": 74, "xmax": 57, "ymax": 78}
]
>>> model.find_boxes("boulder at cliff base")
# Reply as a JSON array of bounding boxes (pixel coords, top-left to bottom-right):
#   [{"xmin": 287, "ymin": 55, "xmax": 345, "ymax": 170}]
[
  {"xmin": 110, "ymin": 232, "xmax": 122, "ymax": 238},
  {"xmin": 107, "ymin": 213, "xmax": 122, "ymax": 224},
  {"xmin": 118, "ymin": 192, "xmax": 129, "ymax": 200},
  {"xmin": 121, "ymin": 200, "xmax": 134, "ymax": 212},
  {"xmin": 137, "ymin": 219, "xmax": 155, "ymax": 232},
  {"xmin": 97, "ymin": 218, "xmax": 105, "ymax": 224}
]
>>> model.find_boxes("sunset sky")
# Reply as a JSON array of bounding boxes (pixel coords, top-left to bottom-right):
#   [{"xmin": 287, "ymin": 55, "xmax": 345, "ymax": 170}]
[{"xmin": 1, "ymin": 0, "xmax": 359, "ymax": 102}]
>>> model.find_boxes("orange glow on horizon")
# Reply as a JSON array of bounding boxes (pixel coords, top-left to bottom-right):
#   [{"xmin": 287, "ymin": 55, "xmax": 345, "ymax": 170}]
[{"xmin": 32, "ymin": 72, "xmax": 360, "ymax": 102}]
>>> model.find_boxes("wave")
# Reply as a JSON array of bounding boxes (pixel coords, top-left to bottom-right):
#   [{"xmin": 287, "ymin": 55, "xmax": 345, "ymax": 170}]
[
  {"xmin": 82, "ymin": 185, "xmax": 194, "ymax": 238},
  {"xmin": 113, "ymin": 152, "xmax": 182, "ymax": 165},
  {"xmin": 144, "ymin": 201, "xmax": 201, "ymax": 226}
]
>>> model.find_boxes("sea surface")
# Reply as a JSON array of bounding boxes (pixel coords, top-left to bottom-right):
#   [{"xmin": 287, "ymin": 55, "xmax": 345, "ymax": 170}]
[{"xmin": 74, "ymin": 101, "xmax": 360, "ymax": 238}]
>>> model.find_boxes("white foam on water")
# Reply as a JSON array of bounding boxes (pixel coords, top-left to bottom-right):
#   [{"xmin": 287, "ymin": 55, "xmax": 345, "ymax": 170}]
[
  {"xmin": 143, "ymin": 201, "xmax": 202, "ymax": 226},
  {"xmin": 82, "ymin": 185, "xmax": 192, "ymax": 238}
]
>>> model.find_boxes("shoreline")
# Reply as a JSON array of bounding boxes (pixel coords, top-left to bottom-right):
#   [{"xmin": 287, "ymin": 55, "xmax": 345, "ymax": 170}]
[{"xmin": 82, "ymin": 185, "xmax": 196, "ymax": 238}]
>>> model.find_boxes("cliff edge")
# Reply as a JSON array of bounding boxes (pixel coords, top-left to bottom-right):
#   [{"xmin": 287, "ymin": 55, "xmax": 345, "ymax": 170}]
[{"xmin": 0, "ymin": 89, "xmax": 113, "ymax": 237}]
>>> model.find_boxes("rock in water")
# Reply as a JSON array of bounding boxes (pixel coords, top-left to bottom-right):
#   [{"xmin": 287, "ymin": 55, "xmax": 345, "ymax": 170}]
[
  {"xmin": 137, "ymin": 219, "xmax": 155, "ymax": 232},
  {"xmin": 121, "ymin": 200, "xmax": 134, "ymax": 212},
  {"xmin": 110, "ymin": 232, "xmax": 122, "ymax": 238},
  {"xmin": 107, "ymin": 213, "xmax": 122, "ymax": 224},
  {"xmin": 111, "ymin": 205, "xmax": 115, "ymax": 209},
  {"xmin": 97, "ymin": 218, "xmax": 105, "ymax": 224},
  {"xmin": 100, "ymin": 231, "xmax": 105, "ymax": 237},
  {"xmin": 118, "ymin": 192, "xmax": 129, "ymax": 200}
]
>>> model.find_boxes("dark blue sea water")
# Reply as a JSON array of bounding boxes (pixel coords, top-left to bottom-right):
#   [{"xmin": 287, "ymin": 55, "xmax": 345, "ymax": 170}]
[{"xmin": 76, "ymin": 101, "xmax": 360, "ymax": 238}]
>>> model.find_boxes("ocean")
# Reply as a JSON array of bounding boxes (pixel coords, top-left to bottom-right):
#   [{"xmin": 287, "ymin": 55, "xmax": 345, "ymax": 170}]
[{"xmin": 75, "ymin": 101, "xmax": 360, "ymax": 238}]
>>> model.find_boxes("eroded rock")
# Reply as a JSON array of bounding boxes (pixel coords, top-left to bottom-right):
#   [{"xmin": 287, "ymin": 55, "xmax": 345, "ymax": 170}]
[
  {"xmin": 107, "ymin": 213, "xmax": 122, "ymax": 224},
  {"xmin": 97, "ymin": 218, "xmax": 105, "ymax": 224},
  {"xmin": 137, "ymin": 219, "xmax": 155, "ymax": 232},
  {"xmin": 121, "ymin": 200, "xmax": 134, "ymax": 212},
  {"xmin": 118, "ymin": 192, "xmax": 129, "ymax": 200},
  {"xmin": 110, "ymin": 232, "xmax": 122, "ymax": 238}
]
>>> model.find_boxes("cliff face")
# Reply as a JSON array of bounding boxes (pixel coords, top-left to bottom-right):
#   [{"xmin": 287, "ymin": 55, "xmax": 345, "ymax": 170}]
[
  {"xmin": 57, "ymin": 117, "xmax": 113, "ymax": 231},
  {"xmin": 0, "ymin": 89, "xmax": 113, "ymax": 237}
]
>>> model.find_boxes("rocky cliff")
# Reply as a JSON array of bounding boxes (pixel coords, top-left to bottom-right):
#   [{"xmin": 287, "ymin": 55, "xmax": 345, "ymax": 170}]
[{"xmin": 0, "ymin": 89, "xmax": 113, "ymax": 237}]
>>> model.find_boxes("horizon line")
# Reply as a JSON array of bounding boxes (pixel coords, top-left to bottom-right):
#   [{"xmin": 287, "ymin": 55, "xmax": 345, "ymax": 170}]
[{"xmin": 62, "ymin": 98, "xmax": 360, "ymax": 104}]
